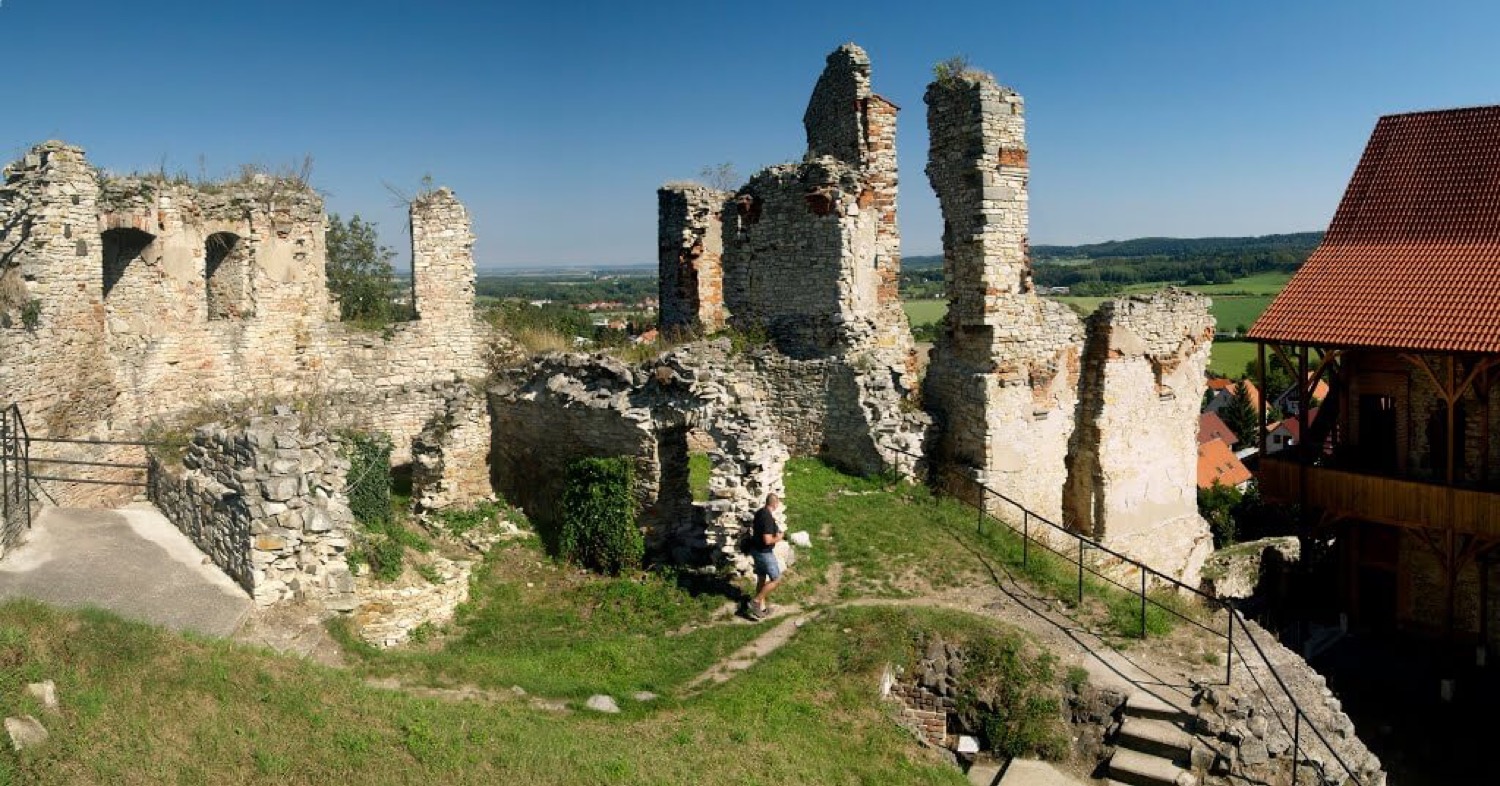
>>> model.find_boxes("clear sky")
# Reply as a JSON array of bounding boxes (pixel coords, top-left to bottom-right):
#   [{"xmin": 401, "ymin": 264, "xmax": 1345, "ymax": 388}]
[{"xmin": 3, "ymin": 0, "xmax": 1498, "ymax": 268}]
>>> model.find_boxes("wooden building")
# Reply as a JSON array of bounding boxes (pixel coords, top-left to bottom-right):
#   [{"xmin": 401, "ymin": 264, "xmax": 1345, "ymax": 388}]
[{"xmin": 1249, "ymin": 105, "xmax": 1500, "ymax": 645}]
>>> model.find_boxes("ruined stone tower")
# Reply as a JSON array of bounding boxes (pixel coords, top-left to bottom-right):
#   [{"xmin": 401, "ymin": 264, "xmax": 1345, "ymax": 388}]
[
  {"xmin": 651, "ymin": 43, "xmax": 926, "ymax": 479},
  {"xmin": 657, "ymin": 184, "xmax": 728, "ymax": 334},
  {"xmin": 921, "ymin": 69, "xmax": 1213, "ymax": 582},
  {"xmin": 922, "ymin": 72, "xmax": 1085, "ymax": 522}
]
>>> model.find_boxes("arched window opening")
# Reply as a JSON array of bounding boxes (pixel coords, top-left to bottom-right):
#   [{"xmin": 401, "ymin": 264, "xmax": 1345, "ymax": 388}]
[{"xmin": 101, "ymin": 228, "xmax": 155, "ymax": 301}]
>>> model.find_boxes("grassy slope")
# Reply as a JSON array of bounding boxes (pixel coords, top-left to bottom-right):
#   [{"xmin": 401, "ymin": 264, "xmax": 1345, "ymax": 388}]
[
  {"xmin": 0, "ymin": 458, "xmax": 1205, "ymax": 785},
  {"xmin": 0, "ymin": 601, "xmax": 966, "ymax": 786}
]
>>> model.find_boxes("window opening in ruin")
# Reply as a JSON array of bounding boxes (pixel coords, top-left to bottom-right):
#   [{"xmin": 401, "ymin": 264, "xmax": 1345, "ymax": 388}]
[
  {"xmin": 205, "ymin": 232, "xmax": 251, "ymax": 320},
  {"xmin": 100, "ymin": 228, "xmax": 155, "ymax": 301}
]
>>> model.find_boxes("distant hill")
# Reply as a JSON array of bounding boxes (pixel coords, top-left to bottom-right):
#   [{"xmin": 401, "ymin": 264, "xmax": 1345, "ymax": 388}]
[
  {"xmin": 903, "ymin": 233, "xmax": 1322, "ymax": 270},
  {"xmin": 1033, "ymin": 232, "xmax": 1322, "ymax": 261}
]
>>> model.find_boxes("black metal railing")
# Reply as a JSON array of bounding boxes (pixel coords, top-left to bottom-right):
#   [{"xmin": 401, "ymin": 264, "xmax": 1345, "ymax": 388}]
[
  {"xmin": 886, "ymin": 445, "xmax": 1367, "ymax": 786},
  {"xmin": 0, "ymin": 404, "xmax": 32, "ymax": 553}
]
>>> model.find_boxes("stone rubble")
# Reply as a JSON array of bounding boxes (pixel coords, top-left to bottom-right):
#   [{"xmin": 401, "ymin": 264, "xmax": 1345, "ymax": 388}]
[
  {"xmin": 25, "ymin": 681, "xmax": 58, "ymax": 713},
  {"xmin": 3, "ymin": 715, "xmax": 47, "ymax": 751},
  {"xmin": 353, "ymin": 554, "xmax": 474, "ymax": 648}
]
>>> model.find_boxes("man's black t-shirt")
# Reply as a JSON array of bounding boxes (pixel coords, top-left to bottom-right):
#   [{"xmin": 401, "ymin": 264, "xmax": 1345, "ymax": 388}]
[{"xmin": 751, "ymin": 505, "xmax": 780, "ymax": 554}]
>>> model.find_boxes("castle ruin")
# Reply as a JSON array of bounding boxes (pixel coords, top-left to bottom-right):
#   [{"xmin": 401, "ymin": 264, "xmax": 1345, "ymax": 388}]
[
  {"xmin": 650, "ymin": 48, "xmax": 1216, "ymax": 582},
  {"xmin": 0, "ymin": 144, "xmax": 494, "ymax": 597}
]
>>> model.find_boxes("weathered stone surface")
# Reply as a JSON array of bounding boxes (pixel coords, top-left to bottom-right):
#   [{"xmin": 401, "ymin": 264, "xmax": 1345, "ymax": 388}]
[
  {"xmin": 1064, "ymin": 289, "xmax": 1216, "ymax": 584},
  {"xmin": 148, "ymin": 412, "xmax": 358, "ymax": 610},
  {"xmin": 658, "ymin": 184, "xmax": 728, "ymax": 335},
  {"xmin": 0, "ymin": 143, "xmax": 493, "ymax": 514},
  {"xmin": 489, "ymin": 344, "xmax": 791, "ymax": 571},
  {"xmin": 24, "ymin": 681, "xmax": 57, "ymax": 712},
  {"xmin": 1201, "ymin": 537, "xmax": 1301, "ymax": 600},
  {"xmin": 4, "ymin": 715, "xmax": 47, "ymax": 751},
  {"xmin": 922, "ymin": 71, "xmax": 1085, "ymax": 525},
  {"xmin": 585, "ymin": 694, "xmax": 620, "ymax": 714},
  {"xmin": 353, "ymin": 555, "xmax": 473, "ymax": 648}
]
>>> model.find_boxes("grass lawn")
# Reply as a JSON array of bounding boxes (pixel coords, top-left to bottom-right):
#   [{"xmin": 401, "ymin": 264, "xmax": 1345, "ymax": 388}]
[
  {"xmin": 902, "ymin": 298, "xmax": 945, "ymax": 327},
  {"xmin": 1209, "ymin": 340, "xmax": 1259, "ymax": 378},
  {"xmin": 0, "ymin": 600, "xmax": 973, "ymax": 786},
  {"xmin": 0, "ymin": 459, "xmax": 1214, "ymax": 785}
]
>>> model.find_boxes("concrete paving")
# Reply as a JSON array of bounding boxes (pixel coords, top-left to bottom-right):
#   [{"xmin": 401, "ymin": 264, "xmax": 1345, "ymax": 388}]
[
  {"xmin": 994, "ymin": 759, "xmax": 1091, "ymax": 786},
  {"xmin": 0, "ymin": 504, "xmax": 252, "ymax": 637}
]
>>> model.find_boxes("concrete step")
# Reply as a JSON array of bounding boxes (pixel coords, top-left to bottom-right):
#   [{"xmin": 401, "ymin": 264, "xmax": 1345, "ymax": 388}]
[
  {"xmin": 966, "ymin": 761, "xmax": 1002, "ymax": 786},
  {"xmin": 1123, "ymin": 691, "xmax": 1196, "ymax": 726},
  {"xmin": 1108, "ymin": 748, "xmax": 1197, "ymax": 786},
  {"xmin": 994, "ymin": 759, "xmax": 1090, "ymax": 785},
  {"xmin": 1117, "ymin": 716, "xmax": 1193, "ymax": 760}
]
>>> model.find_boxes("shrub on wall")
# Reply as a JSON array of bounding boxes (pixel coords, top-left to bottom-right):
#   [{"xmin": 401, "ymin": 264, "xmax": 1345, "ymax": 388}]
[{"xmin": 559, "ymin": 457, "xmax": 642, "ymax": 575}]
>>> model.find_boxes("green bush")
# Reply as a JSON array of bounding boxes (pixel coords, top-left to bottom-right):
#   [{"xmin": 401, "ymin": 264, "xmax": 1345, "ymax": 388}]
[
  {"xmin": 559, "ymin": 457, "xmax": 642, "ymax": 575},
  {"xmin": 343, "ymin": 431, "xmax": 393, "ymax": 527},
  {"xmin": 953, "ymin": 631, "xmax": 1068, "ymax": 759}
]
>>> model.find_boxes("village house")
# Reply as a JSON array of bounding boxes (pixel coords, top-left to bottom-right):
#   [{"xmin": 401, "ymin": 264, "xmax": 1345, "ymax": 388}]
[
  {"xmin": 1249, "ymin": 104, "xmax": 1500, "ymax": 646},
  {"xmin": 1199, "ymin": 410, "xmax": 1239, "ymax": 448},
  {"xmin": 1197, "ymin": 437, "xmax": 1253, "ymax": 491},
  {"xmin": 1203, "ymin": 376, "xmax": 1261, "ymax": 417}
]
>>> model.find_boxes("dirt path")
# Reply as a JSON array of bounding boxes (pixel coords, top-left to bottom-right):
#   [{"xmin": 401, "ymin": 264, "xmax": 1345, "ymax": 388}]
[{"xmin": 680, "ymin": 553, "xmax": 1220, "ymax": 721}]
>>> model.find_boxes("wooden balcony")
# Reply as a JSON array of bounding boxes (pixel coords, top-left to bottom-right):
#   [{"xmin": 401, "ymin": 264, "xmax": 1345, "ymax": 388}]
[{"xmin": 1260, "ymin": 457, "xmax": 1500, "ymax": 539}]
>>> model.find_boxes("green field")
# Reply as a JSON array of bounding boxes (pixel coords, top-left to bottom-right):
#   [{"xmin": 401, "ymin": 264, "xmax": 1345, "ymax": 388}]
[{"xmin": 902, "ymin": 298, "xmax": 945, "ymax": 327}]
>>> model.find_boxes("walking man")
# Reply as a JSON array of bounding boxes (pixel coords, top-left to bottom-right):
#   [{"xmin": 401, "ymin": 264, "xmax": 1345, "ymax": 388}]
[{"xmin": 746, "ymin": 493, "xmax": 784, "ymax": 620}]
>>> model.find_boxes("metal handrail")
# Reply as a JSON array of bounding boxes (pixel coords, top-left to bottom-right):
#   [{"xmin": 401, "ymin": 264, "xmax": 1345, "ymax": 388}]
[{"xmin": 883, "ymin": 444, "xmax": 1366, "ymax": 785}]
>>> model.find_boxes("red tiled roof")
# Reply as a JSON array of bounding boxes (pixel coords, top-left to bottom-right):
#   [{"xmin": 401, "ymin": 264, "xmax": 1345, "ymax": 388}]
[
  {"xmin": 1250, "ymin": 105, "xmax": 1500, "ymax": 352},
  {"xmin": 1198, "ymin": 411, "xmax": 1238, "ymax": 446},
  {"xmin": 1197, "ymin": 438, "xmax": 1252, "ymax": 489},
  {"xmin": 1205, "ymin": 378, "xmax": 1261, "ymax": 411}
]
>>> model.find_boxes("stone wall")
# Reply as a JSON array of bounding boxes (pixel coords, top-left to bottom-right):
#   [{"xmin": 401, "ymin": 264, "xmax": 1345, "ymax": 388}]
[
  {"xmin": 921, "ymin": 70, "xmax": 1084, "ymax": 522},
  {"xmin": 657, "ymin": 184, "xmax": 728, "ymax": 335},
  {"xmin": 147, "ymin": 410, "xmax": 357, "ymax": 610},
  {"xmin": 489, "ymin": 344, "xmax": 791, "ymax": 569},
  {"xmin": 411, "ymin": 383, "xmax": 493, "ymax": 514},
  {"xmin": 1065, "ymin": 290, "xmax": 1216, "ymax": 583},
  {"xmin": 0, "ymin": 142, "xmax": 494, "ymax": 508}
]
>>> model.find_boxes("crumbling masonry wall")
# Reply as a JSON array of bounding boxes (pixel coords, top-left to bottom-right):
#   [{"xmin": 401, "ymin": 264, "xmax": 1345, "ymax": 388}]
[
  {"xmin": 490, "ymin": 343, "xmax": 791, "ymax": 570},
  {"xmin": 1064, "ymin": 291, "xmax": 1216, "ymax": 583},
  {"xmin": 0, "ymin": 143, "xmax": 493, "ymax": 510},
  {"xmin": 657, "ymin": 185, "xmax": 728, "ymax": 334},
  {"xmin": 922, "ymin": 72, "xmax": 1084, "ymax": 522},
  {"xmin": 147, "ymin": 411, "xmax": 358, "ymax": 610},
  {"xmin": 664, "ymin": 43, "xmax": 925, "ymax": 478}
]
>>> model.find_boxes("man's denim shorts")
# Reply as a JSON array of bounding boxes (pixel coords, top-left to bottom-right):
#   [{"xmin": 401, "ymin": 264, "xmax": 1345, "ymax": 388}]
[{"xmin": 752, "ymin": 550, "xmax": 781, "ymax": 580}]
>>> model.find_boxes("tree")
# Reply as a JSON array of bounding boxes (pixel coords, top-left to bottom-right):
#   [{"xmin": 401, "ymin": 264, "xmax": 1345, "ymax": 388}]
[
  {"xmin": 1220, "ymin": 381, "xmax": 1259, "ymax": 448},
  {"xmin": 698, "ymin": 162, "xmax": 740, "ymax": 191},
  {"xmin": 326, "ymin": 214, "xmax": 400, "ymax": 323},
  {"xmin": 1197, "ymin": 482, "xmax": 1243, "ymax": 548},
  {"xmin": 1243, "ymin": 354, "xmax": 1293, "ymax": 403}
]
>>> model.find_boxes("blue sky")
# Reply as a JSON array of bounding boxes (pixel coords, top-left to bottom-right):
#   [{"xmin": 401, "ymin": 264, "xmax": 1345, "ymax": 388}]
[{"xmin": 3, "ymin": 0, "xmax": 1498, "ymax": 268}]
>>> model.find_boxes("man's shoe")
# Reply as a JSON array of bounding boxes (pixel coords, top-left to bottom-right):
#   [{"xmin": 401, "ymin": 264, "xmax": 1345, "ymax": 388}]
[{"xmin": 744, "ymin": 604, "xmax": 764, "ymax": 621}]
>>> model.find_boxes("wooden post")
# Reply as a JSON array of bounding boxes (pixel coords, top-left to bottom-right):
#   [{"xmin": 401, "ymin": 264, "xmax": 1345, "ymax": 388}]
[{"xmin": 1447, "ymin": 355, "xmax": 1457, "ymax": 487}]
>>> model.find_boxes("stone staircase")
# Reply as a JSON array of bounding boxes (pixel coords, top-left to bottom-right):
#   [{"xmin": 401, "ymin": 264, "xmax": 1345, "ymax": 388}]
[{"xmin": 1106, "ymin": 692, "xmax": 1199, "ymax": 786}]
